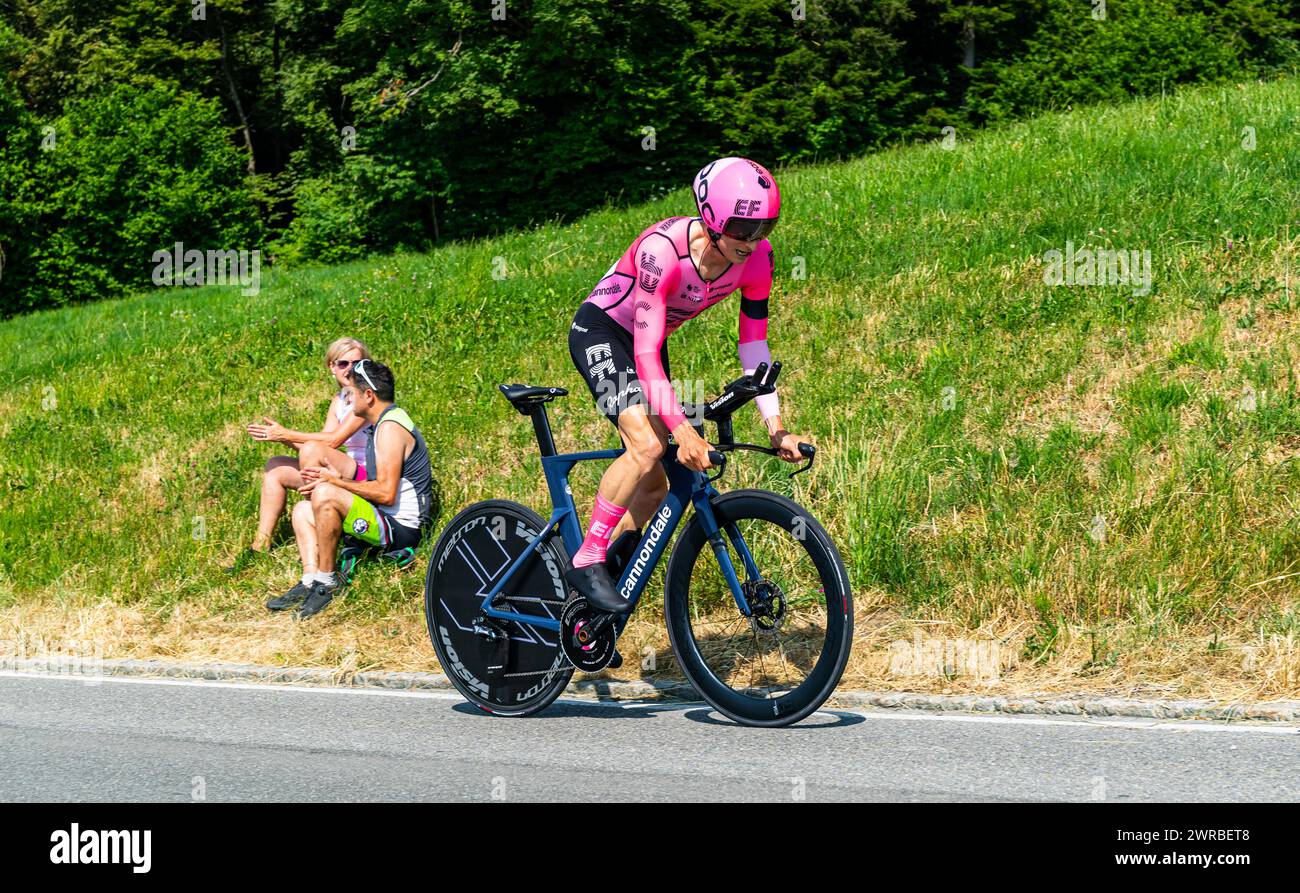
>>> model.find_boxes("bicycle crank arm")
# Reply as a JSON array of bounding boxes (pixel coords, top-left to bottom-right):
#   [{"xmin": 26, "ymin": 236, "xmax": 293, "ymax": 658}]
[{"xmin": 581, "ymin": 611, "xmax": 618, "ymax": 638}]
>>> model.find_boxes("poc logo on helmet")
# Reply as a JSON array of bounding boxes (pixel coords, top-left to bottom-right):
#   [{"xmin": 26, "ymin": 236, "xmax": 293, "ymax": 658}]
[{"xmin": 695, "ymin": 160, "xmax": 717, "ymax": 226}]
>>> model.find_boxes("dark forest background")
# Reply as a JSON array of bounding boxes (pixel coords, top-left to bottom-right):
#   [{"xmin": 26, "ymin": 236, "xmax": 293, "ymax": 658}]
[{"xmin": 1, "ymin": 0, "xmax": 1296, "ymax": 315}]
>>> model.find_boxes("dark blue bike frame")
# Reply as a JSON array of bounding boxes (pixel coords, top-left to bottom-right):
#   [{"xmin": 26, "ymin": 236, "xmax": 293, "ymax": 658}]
[{"xmin": 477, "ymin": 445, "xmax": 756, "ymax": 633}]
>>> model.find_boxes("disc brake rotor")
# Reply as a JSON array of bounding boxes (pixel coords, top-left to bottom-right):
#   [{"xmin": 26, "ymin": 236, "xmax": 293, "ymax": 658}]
[{"xmin": 744, "ymin": 579, "xmax": 787, "ymax": 633}]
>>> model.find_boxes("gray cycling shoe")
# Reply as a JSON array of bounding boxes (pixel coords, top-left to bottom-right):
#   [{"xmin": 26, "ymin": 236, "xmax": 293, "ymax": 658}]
[
  {"xmin": 267, "ymin": 580, "xmax": 312, "ymax": 612},
  {"xmin": 295, "ymin": 581, "xmax": 340, "ymax": 620},
  {"xmin": 564, "ymin": 563, "xmax": 633, "ymax": 614}
]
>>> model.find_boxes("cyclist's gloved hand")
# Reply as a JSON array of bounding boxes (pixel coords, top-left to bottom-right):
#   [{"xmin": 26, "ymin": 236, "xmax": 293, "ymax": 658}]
[{"xmin": 673, "ymin": 422, "xmax": 715, "ymax": 472}]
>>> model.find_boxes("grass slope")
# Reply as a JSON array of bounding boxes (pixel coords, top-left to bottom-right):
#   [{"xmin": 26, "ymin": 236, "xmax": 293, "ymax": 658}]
[{"xmin": 3, "ymin": 77, "xmax": 1299, "ymax": 697}]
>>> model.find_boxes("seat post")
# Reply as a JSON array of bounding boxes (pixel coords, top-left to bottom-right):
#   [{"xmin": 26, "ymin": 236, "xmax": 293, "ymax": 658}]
[{"xmin": 529, "ymin": 404, "xmax": 558, "ymax": 457}]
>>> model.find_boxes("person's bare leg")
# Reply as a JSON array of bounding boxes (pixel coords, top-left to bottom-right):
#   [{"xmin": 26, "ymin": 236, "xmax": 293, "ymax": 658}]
[
  {"xmin": 596, "ymin": 408, "xmax": 662, "ymax": 502},
  {"xmin": 255, "ymin": 457, "xmax": 302, "ymax": 550},
  {"xmin": 291, "ymin": 499, "xmax": 319, "ymax": 577},
  {"xmin": 310, "ymin": 482, "xmax": 351, "ymax": 575},
  {"xmin": 565, "ymin": 408, "xmax": 670, "ymax": 611},
  {"xmin": 611, "ymin": 465, "xmax": 668, "ymax": 542},
  {"xmin": 571, "ymin": 407, "xmax": 667, "ymax": 569},
  {"xmin": 608, "ymin": 410, "xmax": 670, "ymax": 540},
  {"xmin": 298, "ymin": 441, "xmax": 359, "ymax": 480}
]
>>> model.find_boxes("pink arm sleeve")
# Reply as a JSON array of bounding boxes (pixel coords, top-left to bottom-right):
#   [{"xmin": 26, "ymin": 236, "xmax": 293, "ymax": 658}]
[
  {"xmin": 632, "ymin": 238, "xmax": 687, "ymax": 432},
  {"xmin": 738, "ymin": 243, "xmax": 780, "ymax": 421}
]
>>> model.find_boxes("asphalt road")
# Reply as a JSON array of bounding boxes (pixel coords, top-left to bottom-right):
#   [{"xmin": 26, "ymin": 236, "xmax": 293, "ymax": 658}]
[{"xmin": 0, "ymin": 671, "xmax": 1295, "ymax": 802}]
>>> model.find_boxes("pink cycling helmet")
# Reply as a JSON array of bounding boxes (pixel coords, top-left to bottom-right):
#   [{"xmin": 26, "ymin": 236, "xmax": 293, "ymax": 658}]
[{"xmin": 693, "ymin": 157, "xmax": 781, "ymax": 242}]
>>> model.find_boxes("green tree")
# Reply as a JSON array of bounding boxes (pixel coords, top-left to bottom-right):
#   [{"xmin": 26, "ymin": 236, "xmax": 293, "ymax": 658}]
[
  {"xmin": 966, "ymin": 0, "xmax": 1297, "ymax": 122},
  {"xmin": 6, "ymin": 84, "xmax": 261, "ymax": 314}
]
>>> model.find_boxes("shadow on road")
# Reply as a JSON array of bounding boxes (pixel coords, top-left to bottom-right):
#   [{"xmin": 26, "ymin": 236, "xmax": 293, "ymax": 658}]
[
  {"xmin": 448, "ymin": 698, "xmax": 865, "ymax": 727},
  {"xmin": 682, "ymin": 707, "xmax": 866, "ymax": 730},
  {"xmin": 450, "ymin": 699, "xmax": 673, "ymax": 720}
]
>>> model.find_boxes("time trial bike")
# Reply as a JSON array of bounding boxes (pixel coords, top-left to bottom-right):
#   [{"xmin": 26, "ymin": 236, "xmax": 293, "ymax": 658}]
[{"xmin": 423, "ymin": 362, "xmax": 852, "ymax": 727}]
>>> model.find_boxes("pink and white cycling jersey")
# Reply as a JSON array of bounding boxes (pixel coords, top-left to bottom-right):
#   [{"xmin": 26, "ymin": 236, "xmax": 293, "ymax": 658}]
[{"xmin": 582, "ymin": 216, "xmax": 779, "ymax": 432}]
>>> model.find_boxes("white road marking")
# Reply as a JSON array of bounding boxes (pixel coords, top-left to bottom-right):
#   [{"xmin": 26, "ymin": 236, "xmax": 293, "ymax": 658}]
[
  {"xmin": 0, "ymin": 669, "xmax": 676, "ymax": 711},
  {"xmin": 0, "ymin": 669, "xmax": 466, "ymax": 702},
  {"xmin": 1, "ymin": 669, "xmax": 1294, "ymax": 735},
  {"xmin": 841, "ymin": 706, "xmax": 1300, "ymax": 735}
]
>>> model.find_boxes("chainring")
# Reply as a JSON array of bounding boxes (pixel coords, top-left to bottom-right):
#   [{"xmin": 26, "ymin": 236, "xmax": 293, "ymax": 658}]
[{"xmin": 560, "ymin": 595, "xmax": 617, "ymax": 673}]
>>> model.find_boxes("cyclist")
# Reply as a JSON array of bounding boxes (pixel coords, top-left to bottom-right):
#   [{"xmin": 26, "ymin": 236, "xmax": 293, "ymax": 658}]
[
  {"xmin": 271, "ymin": 359, "xmax": 434, "ymax": 619},
  {"xmin": 566, "ymin": 157, "xmax": 810, "ymax": 613}
]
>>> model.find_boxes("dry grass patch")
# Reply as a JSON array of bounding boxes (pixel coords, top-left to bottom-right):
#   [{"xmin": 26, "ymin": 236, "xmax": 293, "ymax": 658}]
[{"xmin": 6, "ymin": 596, "xmax": 1299, "ymax": 702}]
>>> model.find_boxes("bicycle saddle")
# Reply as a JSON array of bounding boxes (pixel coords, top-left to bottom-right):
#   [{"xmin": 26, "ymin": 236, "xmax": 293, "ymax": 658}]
[{"xmin": 499, "ymin": 383, "xmax": 568, "ymax": 413}]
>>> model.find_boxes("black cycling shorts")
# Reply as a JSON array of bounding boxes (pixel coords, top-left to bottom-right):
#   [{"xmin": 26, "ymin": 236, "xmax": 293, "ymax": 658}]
[{"xmin": 568, "ymin": 302, "xmax": 671, "ymax": 428}]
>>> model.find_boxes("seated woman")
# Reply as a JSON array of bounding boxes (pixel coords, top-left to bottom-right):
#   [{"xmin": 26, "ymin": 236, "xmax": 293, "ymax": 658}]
[{"xmin": 224, "ymin": 337, "xmax": 372, "ymax": 572}]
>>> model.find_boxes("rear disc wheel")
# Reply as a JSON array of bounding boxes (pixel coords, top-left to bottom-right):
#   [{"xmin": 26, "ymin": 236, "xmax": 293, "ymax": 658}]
[{"xmin": 424, "ymin": 499, "xmax": 574, "ymax": 716}]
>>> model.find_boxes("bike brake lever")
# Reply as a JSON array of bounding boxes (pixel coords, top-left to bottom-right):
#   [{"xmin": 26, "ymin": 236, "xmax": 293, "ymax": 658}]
[
  {"xmin": 703, "ymin": 450, "xmax": 727, "ymax": 485},
  {"xmin": 711, "ymin": 441, "xmax": 812, "ymax": 480},
  {"xmin": 788, "ymin": 442, "xmax": 816, "ymax": 479}
]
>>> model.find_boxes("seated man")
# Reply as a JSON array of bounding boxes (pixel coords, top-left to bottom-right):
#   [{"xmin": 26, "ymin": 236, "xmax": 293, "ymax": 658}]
[{"xmin": 268, "ymin": 359, "xmax": 434, "ymax": 619}]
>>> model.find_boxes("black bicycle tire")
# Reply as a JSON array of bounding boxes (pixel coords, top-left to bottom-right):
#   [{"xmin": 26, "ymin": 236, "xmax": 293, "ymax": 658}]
[
  {"xmin": 424, "ymin": 499, "xmax": 574, "ymax": 716},
  {"xmin": 664, "ymin": 489, "xmax": 853, "ymax": 727}
]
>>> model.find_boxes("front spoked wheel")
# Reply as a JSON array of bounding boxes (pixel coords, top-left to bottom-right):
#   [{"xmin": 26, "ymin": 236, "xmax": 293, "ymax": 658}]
[{"xmin": 664, "ymin": 490, "xmax": 853, "ymax": 727}]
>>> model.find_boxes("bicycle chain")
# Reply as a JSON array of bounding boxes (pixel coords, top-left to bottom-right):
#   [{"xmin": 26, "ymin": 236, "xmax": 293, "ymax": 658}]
[{"xmin": 492, "ymin": 595, "xmax": 565, "ymax": 606}]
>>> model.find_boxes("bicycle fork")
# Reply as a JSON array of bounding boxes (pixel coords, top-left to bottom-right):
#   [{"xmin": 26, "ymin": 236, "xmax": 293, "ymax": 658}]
[{"xmin": 695, "ymin": 492, "xmax": 759, "ymax": 617}]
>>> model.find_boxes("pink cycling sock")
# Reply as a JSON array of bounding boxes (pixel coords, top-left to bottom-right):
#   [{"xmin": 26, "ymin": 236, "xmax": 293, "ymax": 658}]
[{"xmin": 572, "ymin": 493, "xmax": 628, "ymax": 569}]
